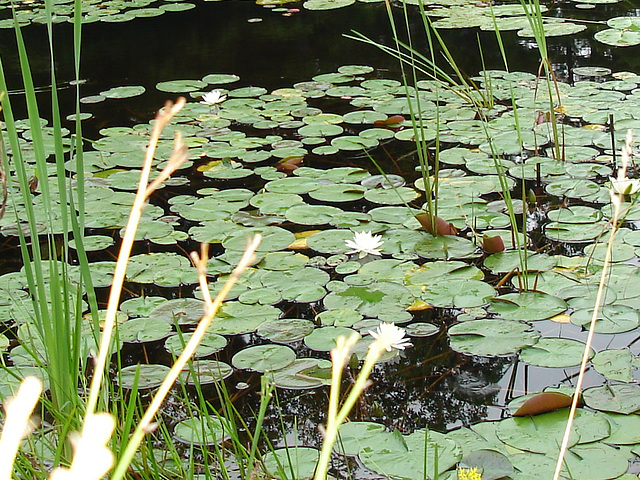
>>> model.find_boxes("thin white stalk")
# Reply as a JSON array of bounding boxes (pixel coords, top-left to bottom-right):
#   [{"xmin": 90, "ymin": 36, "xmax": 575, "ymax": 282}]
[
  {"xmin": 84, "ymin": 98, "xmax": 186, "ymax": 419},
  {"xmin": 553, "ymin": 130, "xmax": 634, "ymax": 480}
]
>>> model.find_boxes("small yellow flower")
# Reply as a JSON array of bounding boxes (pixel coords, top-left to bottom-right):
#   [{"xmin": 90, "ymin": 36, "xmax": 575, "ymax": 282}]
[{"xmin": 457, "ymin": 466, "xmax": 482, "ymax": 480}]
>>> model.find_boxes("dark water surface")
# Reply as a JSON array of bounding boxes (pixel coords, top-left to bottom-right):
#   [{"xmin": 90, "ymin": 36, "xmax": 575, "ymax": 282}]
[{"xmin": 4, "ymin": 0, "xmax": 638, "ymax": 132}]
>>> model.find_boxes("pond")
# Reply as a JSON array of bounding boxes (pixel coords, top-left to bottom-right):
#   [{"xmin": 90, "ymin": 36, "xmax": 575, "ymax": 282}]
[{"xmin": 3, "ymin": 0, "xmax": 640, "ymax": 479}]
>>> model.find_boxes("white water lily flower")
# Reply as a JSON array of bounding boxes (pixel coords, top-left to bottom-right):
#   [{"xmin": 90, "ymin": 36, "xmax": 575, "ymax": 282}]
[
  {"xmin": 200, "ymin": 90, "xmax": 226, "ymax": 106},
  {"xmin": 345, "ymin": 231, "xmax": 384, "ymax": 258},
  {"xmin": 368, "ymin": 322, "xmax": 412, "ymax": 352},
  {"xmin": 610, "ymin": 177, "xmax": 640, "ymax": 195}
]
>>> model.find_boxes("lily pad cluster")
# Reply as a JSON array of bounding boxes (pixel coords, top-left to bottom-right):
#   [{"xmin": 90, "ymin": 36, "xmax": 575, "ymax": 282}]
[
  {"xmin": 1, "ymin": 64, "xmax": 639, "ymax": 376},
  {"xmin": 0, "ymin": 0, "xmax": 197, "ymax": 27},
  {"xmin": 266, "ymin": 399, "xmax": 640, "ymax": 480},
  {"xmin": 3, "ymin": 59, "xmax": 640, "ymax": 478}
]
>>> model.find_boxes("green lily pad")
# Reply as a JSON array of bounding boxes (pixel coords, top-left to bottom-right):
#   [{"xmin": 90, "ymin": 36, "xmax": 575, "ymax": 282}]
[
  {"xmin": 520, "ymin": 338, "xmax": 593, "ymax": 367},
  {"xmin": 600, "ymin": 412, "xmax": 640, "ymax": 444},
  {"xmin": 174, "ymin": 415, "xmax": 232, "ymax": 445},
  {"xmin": 323, "ymin": 282, "xmax": 414, "ymax": 318},
  {"xmin": 415, "ymin": 235, "xmax": 477, "ymax": 260},
  {"xmin": 208, "ymin": 302, "xmax": 280, "ymax": 335},
  {"xmin": 118, "ymin": 317, "xmax": 172, "ymax": 343},
  {"xmin": 164, "ymin": 332, "xmax": 228, "ymax": 358},
  {"xmin": 257, "ymin": 318, "xmax": 315, "ymax": 343},
  {"xmin": 156, "ymin": 79, "xmax": 208, "ymax": 93},
  {"xmin": 222, "ymin": 226, "xmax": 295, "ymax": 252},
  {"xmin": 359, "ymin": 430, "xmax": 461, "ymax": 480},
  {"xmin": 178, "ymin": 360, "xmax": 233, "ymax": 385},
  {"xmin": 304, "ymin": 326, "xmax": 360, "ymax": 352},
  {"xmin": 571, "ymin": 305, "xmax": 640, "ymax": 333},
  {"xmin": 420, "ymin": 279, "xmax": 496, "ymax": 308},
  {"xmin": 308, "ymin": 183, "xmax": 367, "ymax": 202},
  {"xmin": 448, "ymin": 318, "xmax": 540, "ymax": 356},
  {"xmin": 231, "ymin": 344, "xmax": 296, "ymax": 372},
  {"xmin": 266, "ymin": 358, "xmax": 332, "ymax": 389},
  {"xmin": 592, "ymin": 348, "xmax": 640, "ymax": 382},
  {"xmin": 404, "ymin": 322, "xmax": 439, "ymax": 337},
  {"xmin": 285, "ymin": 204, "xmax": 344, "ymax": 225},
  {"xmin": 263, "ymin": 447, "xmax": 320, "ymax": 480},
  {"xmin": 202, "ymin": 73, "xmax": 240, "ymax": 84},
  {"xmin": 117, "ymin": 364, "xmax": 171, "ymax": 389},
  {"xmin": 150, "ymin": 298, "xmax": 205, "ymax": 325},
  {"xmin": 490, "ymin": 292, "xmax": 567, "ymax": 321},
  {"xmin": 100, "ymin": 85, "xmax": 145, "ymax": 98},
  {"xmin": 595, "ymin": 26, "xmax": 640, "ymax": 47},
  {"xmin": 583, "ymin": 384, "xmax": 640, "ymax": 414}
]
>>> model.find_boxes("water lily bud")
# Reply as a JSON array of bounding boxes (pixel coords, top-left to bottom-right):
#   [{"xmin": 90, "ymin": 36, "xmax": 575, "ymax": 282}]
[
  {"xmin": 415, "ymin": 213, "xmax": 457, "ymax": 236},
  {"xmin": 482, "ymin": 234, "xmax": 505, "ymax": 254}
]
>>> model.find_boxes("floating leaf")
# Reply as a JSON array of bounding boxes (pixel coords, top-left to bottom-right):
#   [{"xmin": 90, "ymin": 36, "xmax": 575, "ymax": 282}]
[
  {"xmin": 174, "ymin": 415, "xmax": 232, "ymax": 445},
  {"xmin": 448, "ymin": 319, "xmax": 540, "ymax": 356},
  {"xmin": 520, "ymin": 338, "xmax": 593, "ymax": 367},
  {"xmin": 490, "ymin": 292, "xmax": 567, "ymax": 321},
  {"xmin": 100, "ymin": 85, "xmax": 145, "ymax": 98},
  {"xmin": 592, "ymin": 348, "xmax": 639, "ymax": 382},
  {"xmin": 156, "ymin": 79, "xmax": 208, "ymax": 93},
  {"xmin": 263, "ymin": 447, "xmax": 320, "ymax": 480},
  {"xmin": 231, "ymin": 344, "xmax": 296, "ymax": 372},
  {"xmin": 583, "ymin": 384, "xmax": 640, "ymax": 414}
]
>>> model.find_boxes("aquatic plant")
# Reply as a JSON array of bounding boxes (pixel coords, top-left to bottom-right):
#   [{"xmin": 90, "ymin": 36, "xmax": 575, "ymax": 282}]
[
  {"xmin": 344, "ymin": 230, "xmax": 384, "ymax": 258},
  {"xmin": 314, "ymin": 323, "xmax": 412, "ymax": 480}
]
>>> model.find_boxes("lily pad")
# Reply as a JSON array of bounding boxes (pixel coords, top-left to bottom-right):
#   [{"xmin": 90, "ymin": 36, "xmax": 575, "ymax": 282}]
[
  {"xmin": 520, "ymin": 338, "xmax": 593, "ymax": 367},
  {"xmin": 156, "ymin": 79, "xmax": 208, "ymax": 93},
  {"xmin": 592, "ymin": 348, "xmax": 640, "ymax": 382},
  {"xmin": 178, "ymin": 360, "xmax": 233, "ymax": 385},
  {"xmin": 266, "ymin": 358, "xmax": 332, "ymax": 389},
  {"xmin": 263, "ymin": 447, "xmax": 320, "ymax": 480},
  {"xmin": 231, "ymin": 344, "xmax": 296, "ymax": 372},
  {"xmin": 583, "ymin": 384, "xmax": 640, "ymax": 414},
  {"xmin": 490, "ymin": 292, "xmax": 567, "ymax": 321},
  {"xmin": 117, "ymin": 364, "xmax": 171, "ymax": 389},
  {"xmin": 448, "ymin": 318, "xmax": 540, "ymax": 356},
  {"xmin": 165, "ymin": 332, "xmax": 228, "ymax": 358},
  {"xmin": 257, "ymin": 318, "xmax": 315, "ymax": 343},
  {"xmin": 174, "ymin": 415, "xmax": 232, "ymax": 445}
]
